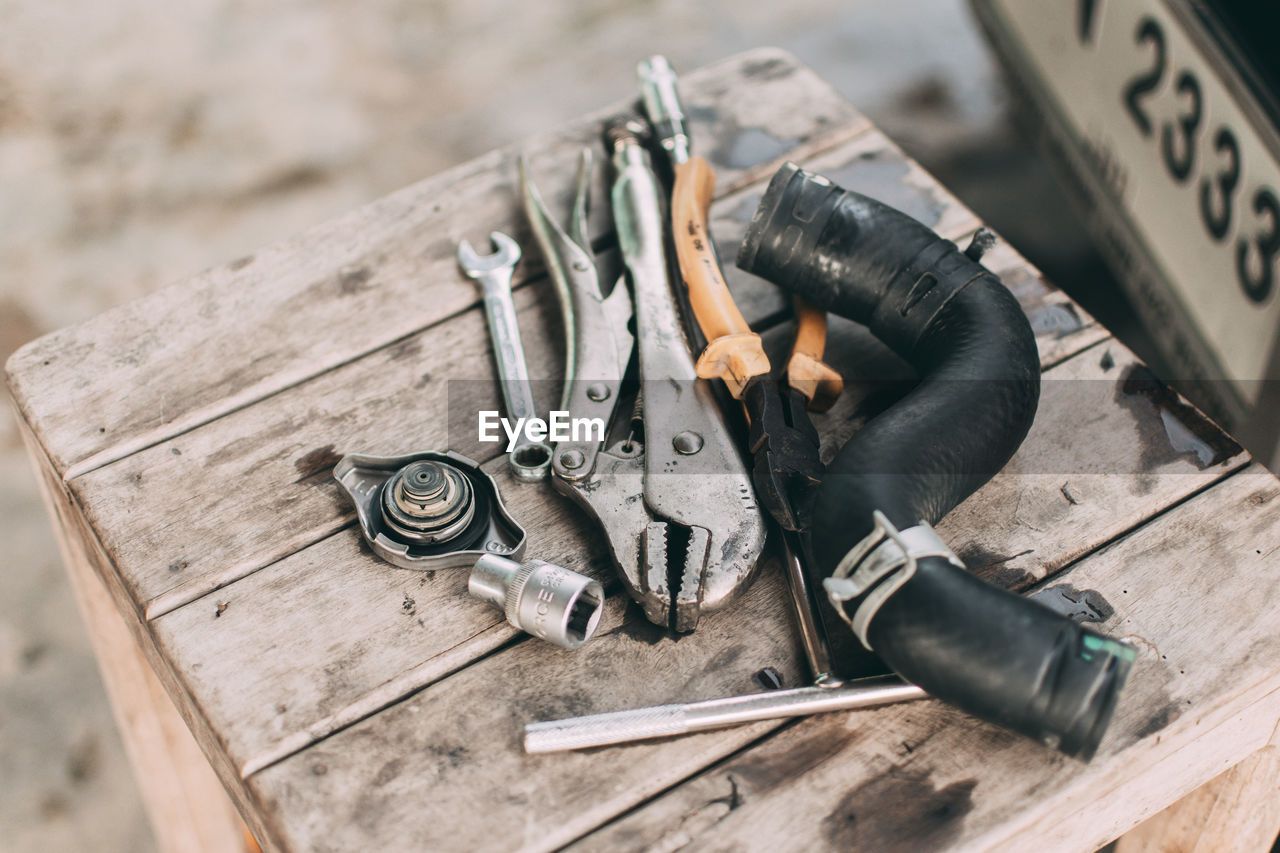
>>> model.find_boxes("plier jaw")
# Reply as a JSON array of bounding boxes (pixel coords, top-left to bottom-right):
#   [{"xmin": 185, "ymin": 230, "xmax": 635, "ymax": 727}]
[{"xmin": 744, "ymin": 379, "xmax": 824, "ymax": 533}]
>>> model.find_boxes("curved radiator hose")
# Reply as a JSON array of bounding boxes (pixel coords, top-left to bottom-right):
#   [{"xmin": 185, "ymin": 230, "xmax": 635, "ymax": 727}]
[{"xmin": 737, "ymin": 163, "xmax": 1134, "ymax": 759}]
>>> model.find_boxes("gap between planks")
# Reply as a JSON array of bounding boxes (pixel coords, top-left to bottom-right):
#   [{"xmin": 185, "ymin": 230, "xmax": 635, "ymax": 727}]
[{"xmin": 238, "ymin": 624, "xmax": 526, "ymax": 778}]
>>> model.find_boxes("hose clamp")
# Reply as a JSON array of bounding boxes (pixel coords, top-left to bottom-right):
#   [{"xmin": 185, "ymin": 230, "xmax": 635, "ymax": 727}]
[{"xmin": 823, "ymin": 510, "xmax": 963, "ymax": 649}]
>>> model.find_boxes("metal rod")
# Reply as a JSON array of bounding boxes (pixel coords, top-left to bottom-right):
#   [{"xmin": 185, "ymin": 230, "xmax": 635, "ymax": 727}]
[
  {"xmin": 637, "ymin": 55, "xmax": 689, "ymax": 167},
  {"xmin": 524, "ymin": 676, "xmax": 925, "ymax": 753},
  {"xmin": 780, "ymin": 529, "xmax": 842, "ymax": 686}
]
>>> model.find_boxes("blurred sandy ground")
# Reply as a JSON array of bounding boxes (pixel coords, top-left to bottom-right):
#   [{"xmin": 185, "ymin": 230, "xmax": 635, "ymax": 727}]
[{"xmin": 0, "ymin": 2, "xmax": 1105, "ymax": 849}]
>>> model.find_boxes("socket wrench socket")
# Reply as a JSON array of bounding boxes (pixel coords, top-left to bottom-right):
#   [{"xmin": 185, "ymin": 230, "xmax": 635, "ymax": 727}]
[{"xmin": 469, "ymin": 555, "xmax": 604, "ymax": 650}]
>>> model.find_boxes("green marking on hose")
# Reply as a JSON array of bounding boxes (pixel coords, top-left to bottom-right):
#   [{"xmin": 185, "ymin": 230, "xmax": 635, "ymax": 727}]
[{"xmin": 1083, "ymin": 634, "xmax": 1136, "ymax": 662}]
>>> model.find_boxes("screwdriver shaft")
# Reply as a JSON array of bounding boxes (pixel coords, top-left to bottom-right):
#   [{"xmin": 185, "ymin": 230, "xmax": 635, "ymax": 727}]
[{"xmin": 524, "ymin": 676, "xmax": 925, "ymax": 753}]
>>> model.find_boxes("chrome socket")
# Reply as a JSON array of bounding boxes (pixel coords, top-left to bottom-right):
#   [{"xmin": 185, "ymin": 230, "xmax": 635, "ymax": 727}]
[{"xmin": 469, "ymin": 555, "xmax": 604, "ymax": 650}]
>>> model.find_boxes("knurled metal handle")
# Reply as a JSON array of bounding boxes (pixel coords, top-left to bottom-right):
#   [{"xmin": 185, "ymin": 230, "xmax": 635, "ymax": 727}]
[{"xmin": 525, "ymin": 704, "xmax": 687, "ymax": 753}]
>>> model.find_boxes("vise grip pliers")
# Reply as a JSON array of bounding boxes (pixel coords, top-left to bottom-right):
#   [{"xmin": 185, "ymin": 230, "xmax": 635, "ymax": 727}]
[{"xmin": 520, "ymin": 134, "xmax": 765, "ymax": 632}]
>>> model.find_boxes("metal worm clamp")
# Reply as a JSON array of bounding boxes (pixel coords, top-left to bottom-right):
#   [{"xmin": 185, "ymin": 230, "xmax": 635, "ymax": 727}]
[{"xmin": 823, "ymin": 510, "xmax": 964, "ymax": 649}]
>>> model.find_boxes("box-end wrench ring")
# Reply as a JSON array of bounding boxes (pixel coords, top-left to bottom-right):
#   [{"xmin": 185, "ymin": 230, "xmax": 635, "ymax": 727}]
[{"xmin": 457, "ymin": 231, "xmax": 552, "ymax": 482}]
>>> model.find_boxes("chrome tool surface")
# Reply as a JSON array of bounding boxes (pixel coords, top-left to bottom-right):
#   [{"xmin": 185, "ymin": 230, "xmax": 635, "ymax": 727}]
[{"xmin": 457, "ymin": 232, "xmax": 553, "ymax": 482}]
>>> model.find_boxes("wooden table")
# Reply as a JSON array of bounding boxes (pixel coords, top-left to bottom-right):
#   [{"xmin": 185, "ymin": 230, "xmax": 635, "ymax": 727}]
[{"xmin": 8, "ymin": 49, "xmax": 1280, "ymax": 852}]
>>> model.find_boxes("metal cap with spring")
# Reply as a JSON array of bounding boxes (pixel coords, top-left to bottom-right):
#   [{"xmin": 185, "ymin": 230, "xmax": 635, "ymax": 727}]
[{"xmin": 380, "ymin": 460, "xmax": 475, "ymax": 545}]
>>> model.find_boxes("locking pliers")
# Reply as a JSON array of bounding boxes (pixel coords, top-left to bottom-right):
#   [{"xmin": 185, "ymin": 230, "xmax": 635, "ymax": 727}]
[{"xmin": 520, "ymin": 135, "xmax": 765, "ymax": 632}]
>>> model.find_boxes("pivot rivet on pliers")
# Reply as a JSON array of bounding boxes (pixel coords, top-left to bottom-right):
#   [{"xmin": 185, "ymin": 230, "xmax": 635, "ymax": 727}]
[
  {"xmin": 586, "ymin": 383, "xmax": 611, "ymax": 402},
  {"xmin": 558, "ymin": 449, "xmax": 585, "ymax": 470},
  {"xmin": 672, "ymin": 430, "xmax": 704, "ymax": 455}
]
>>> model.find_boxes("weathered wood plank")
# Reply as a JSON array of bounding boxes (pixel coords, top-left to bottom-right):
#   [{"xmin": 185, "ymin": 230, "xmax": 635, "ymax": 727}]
[
  {"xmin": 249, "ymin": 574, "xmax": 800, "ymax": 852},
  {"xmin": 1114, "ymin": 729, "xmax": 1280, "ymax": 853},
  {"xmin": 20, "ymin": 422, "xmax": 252, "ymax": 853},
  {"xmin": 66, "ymin": 125, "xmax": 1030, "ymax": 623},
  {"xmin": 149, "ymin": 460, "xmax": 590, "ymax": 779},
  {"xmin": 72, "ymin": 284, "xmax": 552, "ymax": 622},
  {"xmin": 941, "ymin": 340, "xmax": 1247, "ymax": 589},
  {"xmin": 985, "ymin": 239, "xmax": 1110, "ymax": 369},
  {"xmin": 235, "ymin": 342, "xmax": 1248, "ymax": 852},
  {"xmin": 15, "ymin": 415, "xmax": 285, "ymax": 851},
  {"xmin": 6, "ymin": 48, "xmax": 869, "ymax": 479},
  {"xmin": 573, "ymin": 467, "xmax": 1280, "ymax": 853}
]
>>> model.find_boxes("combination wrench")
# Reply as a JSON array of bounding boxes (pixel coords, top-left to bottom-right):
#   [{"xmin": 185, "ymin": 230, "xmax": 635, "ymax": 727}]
[{"xmin": 457, "ymin": 232, "xmax": 552, "ymax": 482}]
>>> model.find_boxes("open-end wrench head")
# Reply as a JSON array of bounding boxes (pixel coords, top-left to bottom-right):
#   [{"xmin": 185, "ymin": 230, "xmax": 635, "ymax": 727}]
[{"xmin": 457, "ymin": 231, "xmax": 521, "ymax": 276}]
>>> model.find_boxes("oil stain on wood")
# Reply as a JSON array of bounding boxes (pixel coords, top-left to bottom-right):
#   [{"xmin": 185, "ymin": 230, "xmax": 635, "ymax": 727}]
[
  {"xmin": 729, "ymin": 720, "xmax": 862, "ymax": 794},
  {"xmin": 1028, "ymin": 583, "xmax": 1114, "ymax": 623},
  {"xmin": 823, "ymin": 767, "xmax": 977, "ymax": 850},
  {"xmin": 955, "ymin": 543, "xmax": 1036, "ymax": 590},
  {"xmin": 293, "ymin": 444, "xmax": 343, "ymax": 484},
  {"xmin": 1116, "ymin": 365, "xmax": 1242, "ymax": 472}
]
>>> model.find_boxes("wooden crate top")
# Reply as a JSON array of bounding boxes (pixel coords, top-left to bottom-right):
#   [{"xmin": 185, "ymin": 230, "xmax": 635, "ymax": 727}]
[{"xmin": 8, "ymin": 49, "xmax": 1280, "ymax": 852}]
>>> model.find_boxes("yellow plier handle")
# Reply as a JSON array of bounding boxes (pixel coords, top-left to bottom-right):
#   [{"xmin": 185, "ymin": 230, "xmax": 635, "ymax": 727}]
[
  {"xmin": 672, "ymin": 156, "xmax": 842, "ymax": 410},
  {"xmin": 672, "ymin": 157, "xmax": 768, "ymax": 397},
  {"xmin": 786, "ymin": 296, "xmax": 843, "ymax": 413}
]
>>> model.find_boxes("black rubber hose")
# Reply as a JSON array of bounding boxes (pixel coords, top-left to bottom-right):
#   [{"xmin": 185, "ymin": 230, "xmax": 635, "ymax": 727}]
[{"xmin": 738, "ymin": 163, "xmax": 1135, "ymax": 759}]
